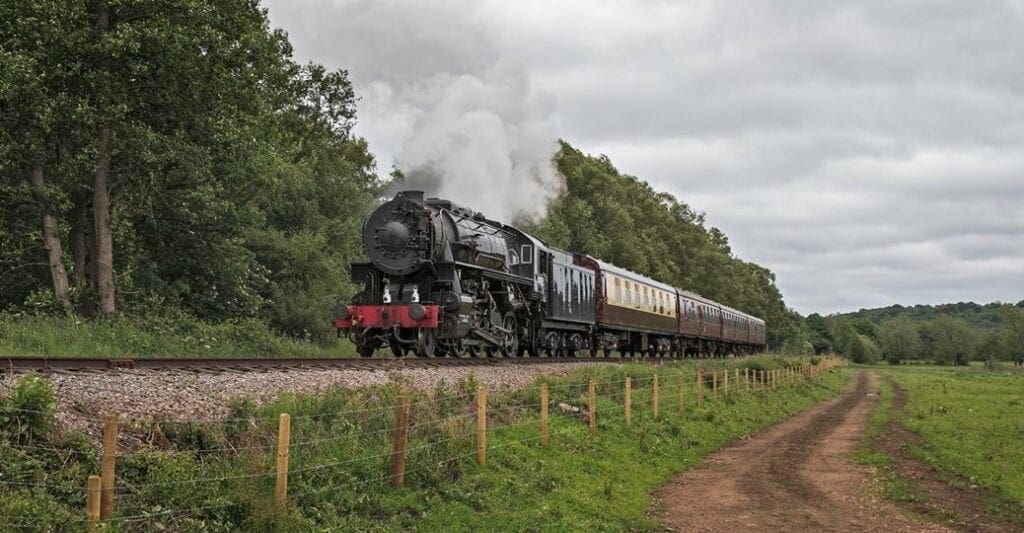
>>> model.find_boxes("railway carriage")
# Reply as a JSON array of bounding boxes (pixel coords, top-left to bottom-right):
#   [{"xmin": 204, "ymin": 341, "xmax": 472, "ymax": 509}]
[{"xmin": 577, "ymin": 255, "xmax": 678, "ymax": 357}]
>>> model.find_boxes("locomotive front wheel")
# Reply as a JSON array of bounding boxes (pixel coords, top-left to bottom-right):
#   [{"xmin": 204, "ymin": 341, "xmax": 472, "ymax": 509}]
[
  {"xmin": 415, "ymin": 330, "xmax": 436, "ymax": 357},
  {"xmin": 389, "ymin": 343, "xmax": 408, "ymax": 358}
]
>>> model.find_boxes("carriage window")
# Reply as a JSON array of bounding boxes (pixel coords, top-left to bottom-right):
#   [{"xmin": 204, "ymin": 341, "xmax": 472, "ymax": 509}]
[{"xmin": 520, "ymin": 245, "xmax": 533, "ymax": 264}]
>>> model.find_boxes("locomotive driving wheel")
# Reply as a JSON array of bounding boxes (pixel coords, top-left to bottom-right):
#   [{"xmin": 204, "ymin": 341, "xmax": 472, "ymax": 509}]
[{"xmin": 500, "ymin": 313, "xmax": 519, "ymax": 357}]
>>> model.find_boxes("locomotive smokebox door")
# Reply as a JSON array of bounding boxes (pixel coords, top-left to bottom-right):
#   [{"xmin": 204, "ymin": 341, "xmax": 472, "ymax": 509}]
[{"xmin": 362, "ymin": 191, "xmax": 428, "ymax": 276}]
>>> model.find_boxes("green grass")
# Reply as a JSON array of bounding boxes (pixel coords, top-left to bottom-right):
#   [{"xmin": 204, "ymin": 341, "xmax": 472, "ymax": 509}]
[
  {"xmin": 0, "ymin": 357, "xmax": 847, "ymax": 531},
  {"xmin": 0, "ymin": 315, "xmax": 356, "ymax": 358},
  {"xmin": 876, "ymin": 366, "xmax": 1024, "ymax": 504}
]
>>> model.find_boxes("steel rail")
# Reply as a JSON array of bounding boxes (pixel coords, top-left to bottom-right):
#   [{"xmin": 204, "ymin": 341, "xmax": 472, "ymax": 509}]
[{"xmin": 1, "ymin": 355, "xmax": 674, "ymax": 373}]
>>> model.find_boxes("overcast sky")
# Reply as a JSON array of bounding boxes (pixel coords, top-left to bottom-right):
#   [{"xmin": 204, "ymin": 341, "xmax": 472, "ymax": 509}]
[{"xmin": 265, "ymin": 0, "xmax": 1024, "ymax": 315}]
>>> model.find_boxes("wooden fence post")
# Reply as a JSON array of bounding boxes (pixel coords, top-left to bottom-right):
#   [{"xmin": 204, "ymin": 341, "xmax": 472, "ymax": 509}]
[
  {"xmin": 588, "ymin": 379, "xmax": 597, "ymax": 435},
  {"xmin": 653, "ymin": 374, "xmax": 660, "ymax": 418},
  {"xmin": 276, "ymin": 413, "xmax": 291, "ymax": 510},
  {"xmin": 677, "ymin": 373, "xmax": 684, "ymax": 415},
  {"xmin": 86, "ymin": 474, "xmax": 101, "ymax": 530},
  {"xmin": 745, "ymin": 368, "xmax": 750, "ymax": 391},
  {"xmin": 735, "ymin": 368, "xmax": 740, "ymax": 392},
  {"xmin": 541, "ymin": 384, "xmax": 549, "ymax": 447},
  {"xmin": 625, "ymin": 377, "xmax": 632, "ymax": 426},
  {"xmin": 723, "ymin": 369, "xmax": 729, "ymax": 395},
  {"xmin": 696, "ymin": 371, "xmax": 704, "ymax": 407},
  {"xmin": 100, "ymin": 414, "xmax": 117, "ymax": 521},
  {"xmin": 712, "ymin": 371, "xmax": 718, "ymax": 401},
  {"xmin": 392, "ymin": 397, "xmax": 411, "ymax": 488},
  {"xmin": 477, "ymin": 386, "xmax": 487, "ymax": 466}
]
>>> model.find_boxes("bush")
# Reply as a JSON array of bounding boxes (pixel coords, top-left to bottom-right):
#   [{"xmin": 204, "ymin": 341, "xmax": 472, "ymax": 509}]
[
  {"xmin": 0, "ymin": 376, "xmax": 56, "ymax": 443},
  {"xmin": 848, "ymin": 334, "xmax": 881, "ymax": 364}
]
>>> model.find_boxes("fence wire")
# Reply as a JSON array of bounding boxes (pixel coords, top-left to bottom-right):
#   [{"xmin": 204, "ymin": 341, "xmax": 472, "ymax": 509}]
[{"xmin": 0, "ymin": 360, "xmax": 842, "ymax": 528}]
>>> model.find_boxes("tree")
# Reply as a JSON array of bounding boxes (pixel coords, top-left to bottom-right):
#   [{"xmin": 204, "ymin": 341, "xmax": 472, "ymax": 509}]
[
  {"xmin": 0, "ymin": 0, "xmax": 91, "ymax": 313},
  {"xmin": 847, "ymin": 333, "xmax": 880, "ymax": 364},
  {"xmin": 878, "ymin": 318, "xmax": 920, "ymax": 364},
  {"xmin": 919, "ymin": 316, "xmax": 975, "ymax": 365},
  {"xmin": 850, "ymin": 317, "xmax": 878, "ymax": 340},
  {"xmin": 804, "ymin": 313, "xmax": 833, "ymax": 354},
  {"xmin": 998, "ymin": 306, "xmax": 1024, "ymax": 366}
]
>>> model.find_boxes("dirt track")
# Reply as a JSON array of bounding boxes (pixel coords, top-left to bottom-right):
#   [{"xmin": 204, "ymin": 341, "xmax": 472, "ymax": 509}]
[{"xmin": 654, "ymin": 371, "xmax": 948, "ymax": 532}]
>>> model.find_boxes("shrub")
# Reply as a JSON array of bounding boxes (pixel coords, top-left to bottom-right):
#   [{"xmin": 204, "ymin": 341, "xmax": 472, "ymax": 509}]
[{"xmin": 0, "ymin": 376, "xmax": 57, "ymax": 443}]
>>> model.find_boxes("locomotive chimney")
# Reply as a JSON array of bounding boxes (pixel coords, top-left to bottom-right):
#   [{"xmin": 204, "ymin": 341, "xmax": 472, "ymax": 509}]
[{"xmin": 398, "ymin": 190, "xmax": 425, "ymax": 203}]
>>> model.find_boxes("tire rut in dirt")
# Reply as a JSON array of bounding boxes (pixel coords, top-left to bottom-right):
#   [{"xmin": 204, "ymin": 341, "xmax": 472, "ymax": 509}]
[{"xmin": 740, "ymin": 372, "xmax": 869, "ymax": 511}]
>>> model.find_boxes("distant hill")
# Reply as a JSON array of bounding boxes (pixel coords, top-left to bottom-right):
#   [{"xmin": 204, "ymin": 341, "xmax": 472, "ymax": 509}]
[{"xmin": 830, "ymin": 300, "xmax": 1024, "ymax": 330}]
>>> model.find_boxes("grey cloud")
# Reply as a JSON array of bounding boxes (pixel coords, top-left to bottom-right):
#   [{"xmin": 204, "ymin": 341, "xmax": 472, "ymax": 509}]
[{"xmin": 265, "ymin": 0, "xmax": 1024, "ymax": 314}]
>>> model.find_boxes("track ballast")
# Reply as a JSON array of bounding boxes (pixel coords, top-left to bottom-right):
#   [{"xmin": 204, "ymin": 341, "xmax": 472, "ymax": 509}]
[{"xmin": 2, "ymin": 355, "xmax": 673, "ymax": 374}]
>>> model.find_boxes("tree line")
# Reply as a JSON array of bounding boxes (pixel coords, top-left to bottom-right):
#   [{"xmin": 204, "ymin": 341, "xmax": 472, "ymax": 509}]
[{"xmin": 801, "ymin": 302, "xmax": 1024, "ymax": 365}]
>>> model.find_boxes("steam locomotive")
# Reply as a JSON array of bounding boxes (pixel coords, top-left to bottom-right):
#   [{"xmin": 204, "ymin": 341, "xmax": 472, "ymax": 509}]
[{"xmin": 335, "ymin": 190, "xmax": 766, "ymax": 357}]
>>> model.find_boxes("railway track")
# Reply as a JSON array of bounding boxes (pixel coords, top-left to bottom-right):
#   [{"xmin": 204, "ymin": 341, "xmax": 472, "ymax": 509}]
[{"xmin": 2, "ymin": 355, "xmax": 662, "ymax": 374}]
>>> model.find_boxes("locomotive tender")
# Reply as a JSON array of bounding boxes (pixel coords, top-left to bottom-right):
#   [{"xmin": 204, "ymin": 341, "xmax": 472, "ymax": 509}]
[{"xmin": 335, "ymin": 190, "xmax": 766, "ymax": 357}]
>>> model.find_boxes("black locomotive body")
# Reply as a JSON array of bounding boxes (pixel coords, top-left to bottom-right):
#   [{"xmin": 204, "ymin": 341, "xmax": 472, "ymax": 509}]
[{"xmin": 336, "ymin": 190, "xmax": 766, "ymax": 358}]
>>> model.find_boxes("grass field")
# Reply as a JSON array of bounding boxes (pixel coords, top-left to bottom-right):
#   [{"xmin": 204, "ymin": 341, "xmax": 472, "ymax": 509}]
[
  {"xmin": 0, "ymin": 357, "xmax": 846, "ymax": 530},
  {"xmin": 0, "ymin": 315, "xmax": 357, "ymax": 358},
  {"xmin": 857, "ymin": 363, "xmax": 1024, "ymax": 523},
  {"xmin": 879, "ymin": 366, "xmax": 1024, "ymax": 503}
]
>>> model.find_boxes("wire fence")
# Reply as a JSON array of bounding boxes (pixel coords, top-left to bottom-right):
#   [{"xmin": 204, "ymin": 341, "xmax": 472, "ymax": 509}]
[{"xmin": 0, "ymin": 357, "xmax": 845, "ymax": 529}]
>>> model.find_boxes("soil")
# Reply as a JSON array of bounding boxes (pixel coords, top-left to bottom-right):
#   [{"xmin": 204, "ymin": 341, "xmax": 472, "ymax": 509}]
[
  {"xmin": 873, "ymin": 378, "xmax": 1024, "ymax": 532},
  {"xmin": 653, "ymin": 371, "xmax": 949, "ymax": 532}
]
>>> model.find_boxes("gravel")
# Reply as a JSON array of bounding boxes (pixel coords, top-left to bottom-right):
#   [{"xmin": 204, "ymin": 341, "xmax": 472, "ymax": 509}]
[{"xmin": 0, "ymin": 362, "xmax": 604, "ymax": 433}]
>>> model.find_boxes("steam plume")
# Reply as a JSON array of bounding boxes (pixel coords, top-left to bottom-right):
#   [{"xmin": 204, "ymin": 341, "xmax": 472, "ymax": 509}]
[
  {"xmin": 265, "ymin": 0, "xmax": 562, "ymax": 222},
  {"xmin": 393, "ymin": 66, "xmax": 560, "ymax": 221}
]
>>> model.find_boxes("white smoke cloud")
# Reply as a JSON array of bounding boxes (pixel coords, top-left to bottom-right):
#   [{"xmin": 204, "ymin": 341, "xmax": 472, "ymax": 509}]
[
  {"xmin": 394, "ymin": 66, "xmax": 560, "ymax": 221},
  {"xmin": 263, "ymin": 0, "xmax": 562, "ymax": 222}
]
